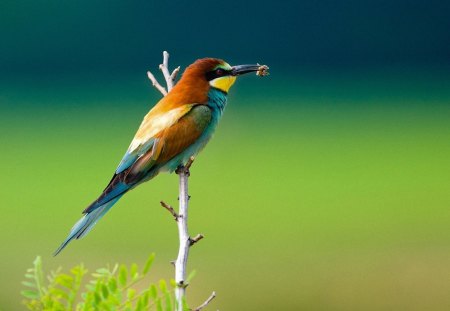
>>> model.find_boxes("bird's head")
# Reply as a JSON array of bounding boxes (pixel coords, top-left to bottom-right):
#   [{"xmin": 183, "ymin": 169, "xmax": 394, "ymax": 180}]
[{"xmin": 180, "ymin": 58, "xmax": 266, "ymax": 94}]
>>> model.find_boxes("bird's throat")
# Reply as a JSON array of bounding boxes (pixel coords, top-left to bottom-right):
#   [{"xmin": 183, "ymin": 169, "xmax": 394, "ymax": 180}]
[{"xmin": 209, "ymin": 76, "xmax": 236, "ymax": 93}]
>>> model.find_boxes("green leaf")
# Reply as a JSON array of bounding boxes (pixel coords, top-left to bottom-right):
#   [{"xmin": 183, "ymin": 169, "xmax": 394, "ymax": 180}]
[
  {"xmin": 142, "ymin": 291, "xmax": 149, "ymax": 307},
  {"xmin": 33, "ymin": 256, "xmax": 45, "ymax": 297},
  {"xmin": 142, "ymin": 253, "xmax": 155, "ymax": 275},
  {"xmin": 109, "ymin": 295, "xmax": 121, "ymax": 306},
  {"xmin": 72, "ymin": 264, "xmax": 88, "ymax": 277},
  {"xmin": 55, "ymin": 274, "xmax": 74, "ymax": 288},
  {"xmin": 22, "ymin": 281, "xmax": 36, "ymax": 288},
  {"xmin": 164, "ymin": 292, "xmax": 172, "ymax": 311},
  {"xmin": 101, "ymin": 284, "xmax": 109, "ymax": 298},
  {"xmin": 127, "ymin": 288, "xmax": 136, "ymax": 300},
  {"xmin": 130, "ymin": 263, "xmax": 139, "ymax": 280},
  {"xmin": 119, "ymin": 265, "xmax": 128, "ymax": 287},
  {"xmin": 156, "ymin": 299, "xmax": 163, "ymax": 311},
  {"xmin": 150, "ymin": 284, "xmax": 158, "ymax": 299},
  {"xmin": 91, "ymin": 273, "xmax": 107, "ymax": 278},
  {"xmin": 21, "ymin": 290, "xmax": 39, "ymax": 299},
  {"xmin": 186, "ymin": 269, "xmax": 196, "ymax": 283},
  {"xmin": 96, "ymin": 268, "xmax": 110, "ymax": 275},
  {"xmin": 110, "ymin": 263, "xmax": 119, "ymax": 275},
  {"xmin": 182, "ymin": 296, "xmax": 189, "ymax": 311},
  {"xmin": 49, "ymin": 287, "xmax": 69, "ymax": 299},
  {"xmin": 108, "ymin": 278, "xmax": 117, "ymax": 293},
  {"xmin": 135, "ymin": 297, "xmax": 144, "ymax": 311},
  {"xmin": 159, "ymin": 279, "xmax": 167, "ymax": 293},
  {"xmin": 94, "ymin": 292, "xmax": 102, "ymax": 305}
]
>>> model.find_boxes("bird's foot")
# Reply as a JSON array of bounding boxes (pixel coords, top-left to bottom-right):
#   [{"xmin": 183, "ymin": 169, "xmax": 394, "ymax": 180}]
[
  {"xmin": 175, "ymin": 157, "xmax": 195, "ymax": 176},
  {"xmin": 175, "ymin": 165, "xmax": 190, "ymax": 176}
]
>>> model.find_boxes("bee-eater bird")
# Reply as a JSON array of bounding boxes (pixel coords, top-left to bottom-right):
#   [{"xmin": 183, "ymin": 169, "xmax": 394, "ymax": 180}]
[{"xmin": 54, "ymin": 58, "xmax": 267, "ymax": 255}]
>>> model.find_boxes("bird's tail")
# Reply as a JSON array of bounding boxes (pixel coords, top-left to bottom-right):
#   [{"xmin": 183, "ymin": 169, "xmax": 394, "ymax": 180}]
[{"xmin": 53, "ymin": 195, "xmax": 123, "ymax": 256}]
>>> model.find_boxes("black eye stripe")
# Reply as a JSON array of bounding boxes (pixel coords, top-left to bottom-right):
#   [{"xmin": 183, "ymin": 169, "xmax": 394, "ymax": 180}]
[{"xmin": 205, "ymin": 68, "xmax": 231, "ymax": 81}]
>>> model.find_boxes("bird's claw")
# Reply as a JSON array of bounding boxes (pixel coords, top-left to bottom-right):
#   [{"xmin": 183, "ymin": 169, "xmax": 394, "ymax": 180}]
[
  {"xmin": 176, "ymin": 157, "xmax": 195, "ymax": 176},
  {"xmin": 175, "ymin": 165, "xmax": 190, "ymax": 176}
]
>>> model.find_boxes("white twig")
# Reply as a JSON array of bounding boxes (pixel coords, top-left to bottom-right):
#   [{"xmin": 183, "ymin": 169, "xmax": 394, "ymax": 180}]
[
  {"xmin": 174, "ymin": 163, "xmax": 190, "ymax": 311},
  {"xmin": 190, "ymin": 233, "xmax": 204, "ymax": 246},
  {"xmin": 171, "ymin": 66, "xmax": 181, "ymax": 81},
  {"xmin": 147, "ymin": 50, "xmax": 179, "ymax": 96},
  {"xmin": 194, "ymin": 292, "xmax": 217, "ymax": 311},
  {"xmin": 160, "ymin": 201, "xmax": 178, "ymax": 220},
  {"xmin": 151, "ymin": 52, "xmax": 215, "ymax": 311},
  {"xmin": 147, "ymin": 71, "xmax": 167, "ymax": 96},
  {"xmin": 171, "ymin": 156, "xmax": 197, "ymax": 310},
  {"xmin": 159, "ymin": 51, "xmax": 174, "ymax": 91}
]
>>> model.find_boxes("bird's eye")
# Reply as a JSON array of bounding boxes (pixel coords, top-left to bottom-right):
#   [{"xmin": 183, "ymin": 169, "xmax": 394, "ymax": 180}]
[{"xmin": 205, "ymin": 68, "xmax": 228, "ymax": 81}]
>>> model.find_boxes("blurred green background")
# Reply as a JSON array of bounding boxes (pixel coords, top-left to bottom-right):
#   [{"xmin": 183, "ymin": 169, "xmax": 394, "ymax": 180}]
[{"xmin": 1, "ymin": 0, "xmax": 450, "ymax": 310}]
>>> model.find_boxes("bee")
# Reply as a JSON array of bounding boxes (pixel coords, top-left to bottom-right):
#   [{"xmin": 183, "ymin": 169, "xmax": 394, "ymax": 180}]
[{"xmin": 256, "ymin": 65, "xmax": 269, "ymax": 77}]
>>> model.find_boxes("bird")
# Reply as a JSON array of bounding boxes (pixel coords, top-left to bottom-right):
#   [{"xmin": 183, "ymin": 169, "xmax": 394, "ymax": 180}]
[{"xmin": 54, "ymin": 58, "xmax": 268, "ymax": 255}]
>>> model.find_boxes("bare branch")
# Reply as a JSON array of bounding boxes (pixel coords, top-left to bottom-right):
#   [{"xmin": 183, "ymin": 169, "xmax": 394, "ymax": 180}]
[
  {"xmin": 147, "ymin": 51, "xmax": 180, "ymax": 96},
  {"xmin": 189, "ymin": 234, "xmax": 204, "ymax": 246},
  {"xmin": 160, "ymin": 201, "xmax": 178, "ymax": 220},
  {"xmin": 159, "ymin": 51, "xmax": 174, "ymax": 91},
  {"xmin": 171, "ymin": 66, "xmax": 181, "ymax": 81},
  {"xmin": 147, "ymin": 71, "xmax": 168, "ymax": 96},
  {"xmin": 193, "ymin": 292, "xmax": 217, "ymax": 311},
  {"xmin": 174, "ymin": 164, "xmax": 190, "ymax": 310},
  {"xmin": 162, "ymin": 50, "xmax": 169, "ymax": 68},
  {"xmin": 185, "ymin": 156, "xmax": 195, "ymax": 171}
]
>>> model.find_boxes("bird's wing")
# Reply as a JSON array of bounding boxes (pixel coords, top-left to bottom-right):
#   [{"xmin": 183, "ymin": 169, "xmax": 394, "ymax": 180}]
[
  {"xmin": 116, "ymin": 104, "xmax": 194, "ymax": 173},
  {"xmin": 128, "ymin": 105, "xmax": 213, "ymax": 177},
  {"xmin": 84, "ymin": 104, "xmax": 212, "ymax": 214}
]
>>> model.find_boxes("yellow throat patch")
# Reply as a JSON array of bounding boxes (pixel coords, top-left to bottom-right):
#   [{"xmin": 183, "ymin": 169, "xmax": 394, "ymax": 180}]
[{"xmin": 210, "ymin": 75, "xmax": 236, "ymax": 93}]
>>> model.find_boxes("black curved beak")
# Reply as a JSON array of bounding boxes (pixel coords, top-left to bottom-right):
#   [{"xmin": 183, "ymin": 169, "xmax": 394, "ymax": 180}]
[{"xmin": 231, "ymin": 64, "xmax": 262, "ymax": 76}]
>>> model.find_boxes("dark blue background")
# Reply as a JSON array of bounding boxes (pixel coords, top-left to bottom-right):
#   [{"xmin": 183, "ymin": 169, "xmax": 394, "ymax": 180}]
[{"xmin": 2, "ymin": 0, "xmax": 449, "ymax": 75}]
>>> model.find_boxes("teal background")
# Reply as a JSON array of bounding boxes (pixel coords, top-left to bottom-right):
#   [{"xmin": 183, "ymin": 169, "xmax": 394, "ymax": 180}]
[{"xmin": 1, "ymin": 1, "xmax": 450, "ymax": 310}]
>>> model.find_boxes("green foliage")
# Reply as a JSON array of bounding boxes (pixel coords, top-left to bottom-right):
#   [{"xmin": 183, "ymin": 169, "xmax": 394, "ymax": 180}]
[{"xmin": 21, "ymin": 254, "xmax": 187, "ymax": 311}]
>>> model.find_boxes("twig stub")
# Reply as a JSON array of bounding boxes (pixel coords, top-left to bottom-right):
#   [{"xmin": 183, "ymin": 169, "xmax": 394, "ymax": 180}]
[
  {"xmin": 189, "ymin": 234, "xmax": 204, "ymax": 246},
  {"xmin": 147, "ymin": 71, "xmax": 168, "ymax": 96},
  {"xmin": 160, "ymin": 201, "xmax": 178, "ymax": 220},
  {"xmin": 171, "ymin": 66, "xmax": 181, "ymax": 81},
  {"xmin": 185, "ymin": 156, "xmax": 195, "ymax": 170},
  {"xmin": 193, "ymin": 291, "xmax": 217, "ymax": 311}
]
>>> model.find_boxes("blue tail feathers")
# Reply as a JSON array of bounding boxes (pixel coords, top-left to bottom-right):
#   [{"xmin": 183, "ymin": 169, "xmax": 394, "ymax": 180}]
[{"xmin": 53, "ymin": 195, "xmax": 123, "ymax": 256}]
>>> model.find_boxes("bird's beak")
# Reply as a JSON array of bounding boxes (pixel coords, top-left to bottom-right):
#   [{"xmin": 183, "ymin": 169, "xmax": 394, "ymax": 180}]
[{"xmin": 231, "ymin": 64, "xmax": 263, "ymax": 76}]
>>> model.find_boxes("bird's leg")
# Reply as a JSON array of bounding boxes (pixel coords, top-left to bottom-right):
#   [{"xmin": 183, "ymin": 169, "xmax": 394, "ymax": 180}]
[
  {"xmin": 175, "ymin": 165, "xmax": 185, "ymax": 176},
  {"xmin": 175, "ymin": 156, "xmax": 195, "ymax": 177}
]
